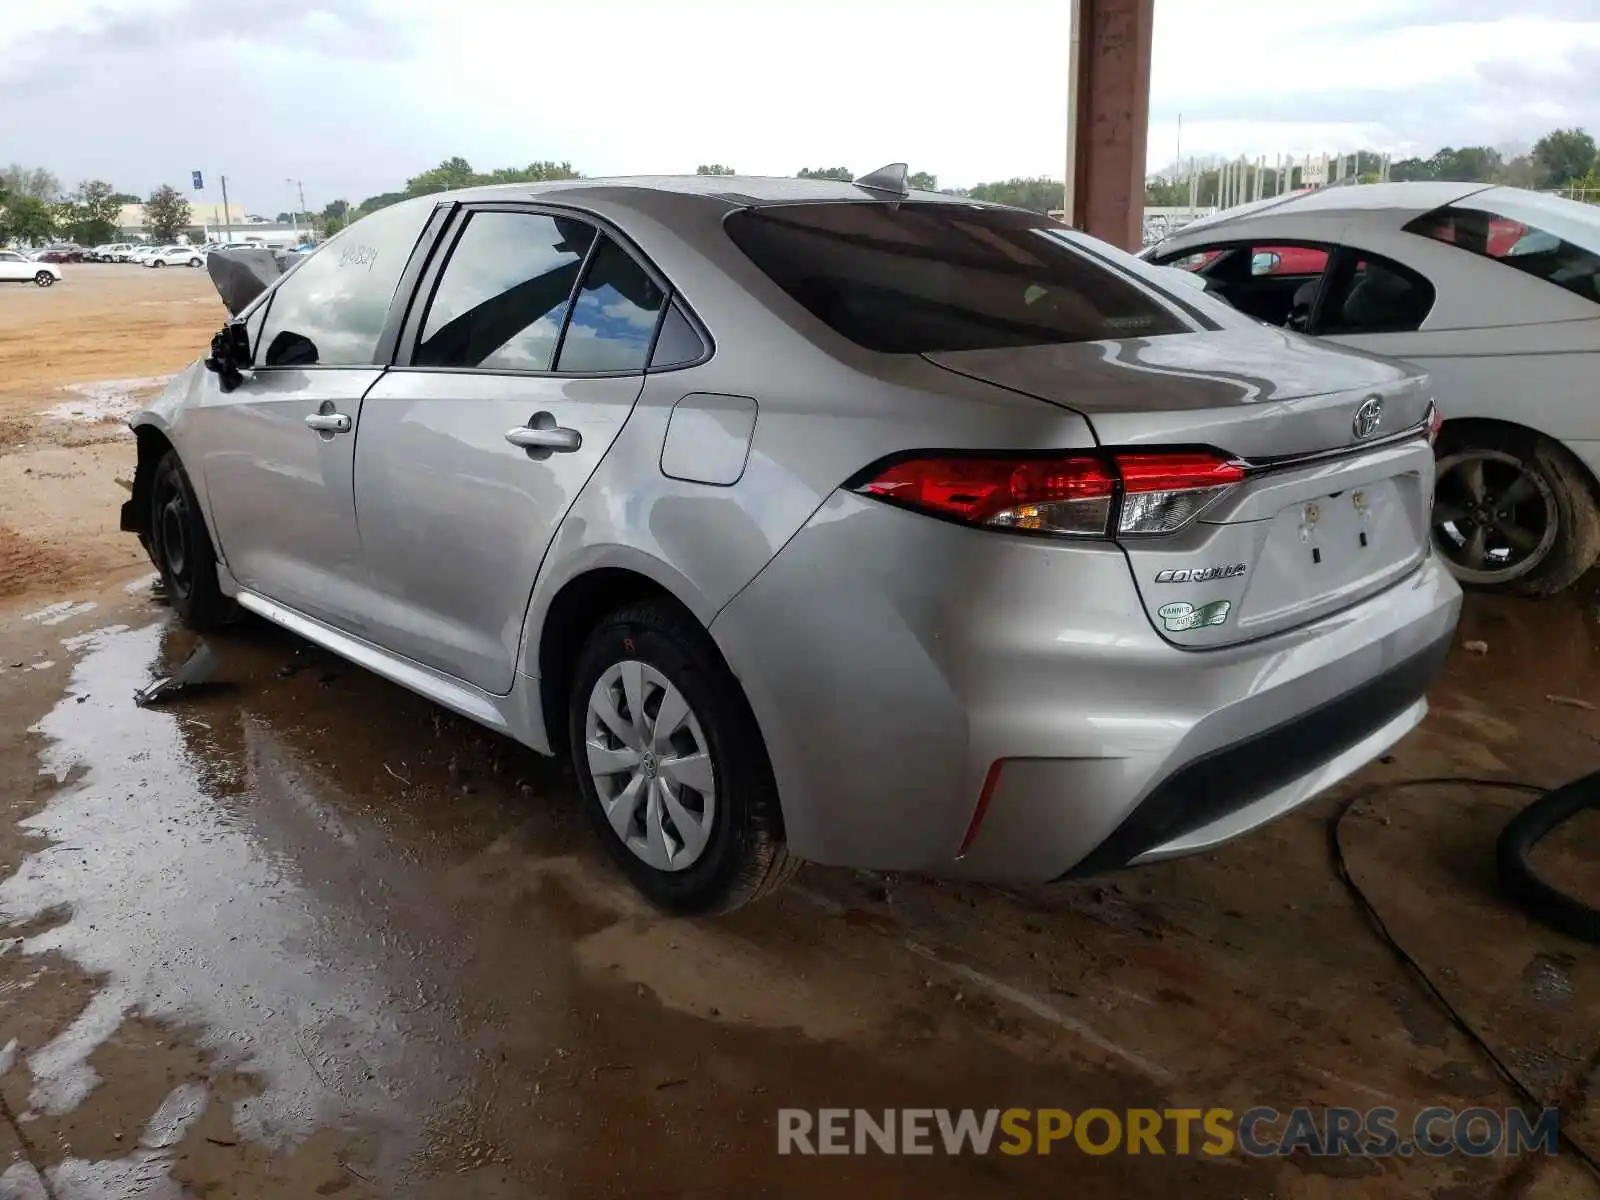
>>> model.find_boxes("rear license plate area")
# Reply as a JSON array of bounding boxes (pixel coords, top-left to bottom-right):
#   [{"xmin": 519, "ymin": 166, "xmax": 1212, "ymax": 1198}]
[{"xmin": 1237, "ymin": 478, "xmax": 1424, "ymax": 631}]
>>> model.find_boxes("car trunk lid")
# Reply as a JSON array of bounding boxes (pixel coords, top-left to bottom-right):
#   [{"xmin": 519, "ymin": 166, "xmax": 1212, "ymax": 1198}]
[{"xmin": 925, "ymin": 329, "xmax": 1437, "ymax": 647}]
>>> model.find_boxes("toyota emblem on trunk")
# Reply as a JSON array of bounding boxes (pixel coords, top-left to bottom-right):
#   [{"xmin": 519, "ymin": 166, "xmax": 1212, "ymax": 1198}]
[{"xmin": 1352, "ymin": 396, "xmax": 1384, "ymax": 440}]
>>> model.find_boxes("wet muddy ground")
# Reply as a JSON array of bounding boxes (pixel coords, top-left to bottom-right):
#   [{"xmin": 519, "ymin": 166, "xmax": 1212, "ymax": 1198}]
[{"xmin": 0, "ymin": 573, "xmax": 1596, "ymax": 1198}]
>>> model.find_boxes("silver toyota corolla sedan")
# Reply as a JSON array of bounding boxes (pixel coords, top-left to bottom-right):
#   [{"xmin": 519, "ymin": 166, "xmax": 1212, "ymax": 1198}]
[{"xmin": 123, "ymin": 170, "xmax": 1462, "ymax": 912}]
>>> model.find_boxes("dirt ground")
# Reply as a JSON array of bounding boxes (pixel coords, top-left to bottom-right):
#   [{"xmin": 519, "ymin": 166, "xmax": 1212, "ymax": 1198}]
[
  {"xmin": 0, "ymin": 267, "xmax": 1596, "ymax": 1198},
  {"xmin": 0, "ymin": 264, "xmax": 224, "ymax": 601}
]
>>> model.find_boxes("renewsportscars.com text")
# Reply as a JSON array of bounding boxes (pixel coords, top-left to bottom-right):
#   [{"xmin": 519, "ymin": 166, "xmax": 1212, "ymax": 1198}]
[{"xmin": 777, "ymin": 1106, "xmax": 1560, "ymax": 1158}]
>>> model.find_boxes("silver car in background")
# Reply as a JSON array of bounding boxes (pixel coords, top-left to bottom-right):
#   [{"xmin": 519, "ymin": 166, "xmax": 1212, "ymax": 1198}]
[{"xmin": 123, "ymin": 171, "xmax": 1461, "ymax": 912}]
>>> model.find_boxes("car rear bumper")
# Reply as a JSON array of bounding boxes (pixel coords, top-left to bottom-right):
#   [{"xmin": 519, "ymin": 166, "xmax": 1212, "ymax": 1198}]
[{"xmin": 710, "ymin": 491, "xmax": 1462, "ymax": 881}]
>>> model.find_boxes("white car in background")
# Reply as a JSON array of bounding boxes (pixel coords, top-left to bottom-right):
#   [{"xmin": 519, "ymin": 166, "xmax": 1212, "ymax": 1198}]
[
  {"xmin": 144, "ymin": 245, "xmax": 206, "ymax": 268},
  {"xmin": 0, "ymin": 249, "xmax": 60, "ymax": 286},
  {"xmin": 1145, "ymin": 182, "xmax": 1600, "ymax": 595}
]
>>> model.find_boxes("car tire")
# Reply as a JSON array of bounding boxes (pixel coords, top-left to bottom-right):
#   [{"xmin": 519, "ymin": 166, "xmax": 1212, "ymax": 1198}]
[
  {"xmin": 149, "ymin": 449, "xmax": 231, "ymax": 629},
  {"xmin": 567, "ymin": 599, "xmax": 799, "ymax": 914},
  {"xmin": 1433, "ymin": 427, "xmax": 1600, "ymax": 596},
  {"xmin": 188, "ymin": 258, "xmax": 202, "ymax": 267},
  {"xmin": 33, "ymin": 271, "xmax": 53, "ymax": 288},
  {"xmin": 151, "ymin": 259, "xmax": 165, "ymax": 268}
]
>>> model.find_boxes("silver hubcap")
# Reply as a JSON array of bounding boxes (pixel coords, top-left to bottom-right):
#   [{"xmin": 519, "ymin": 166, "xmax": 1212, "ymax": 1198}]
[{"xmin": 584, "ymin": 660, "xmax": 716, "ymax": 872}]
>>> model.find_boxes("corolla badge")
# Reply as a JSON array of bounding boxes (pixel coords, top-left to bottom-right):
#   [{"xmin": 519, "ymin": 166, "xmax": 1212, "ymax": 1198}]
[
  {"xmin": 1154, "ymin": 563, "xmax": 1246, "ymax": 584},
  {"xmin": 1157, "ymin": 600, "xmax": 1231, "ymax": 633},
  {"xmin": 1352, "ymin": 395, "xmax": 1384, "ymax": 440}
]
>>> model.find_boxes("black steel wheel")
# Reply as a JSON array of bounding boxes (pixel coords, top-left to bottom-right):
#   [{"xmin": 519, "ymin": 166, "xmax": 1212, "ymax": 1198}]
[
  {"xmin": 1432, "ymin": 429, "xmax": 1599, "ymax": 595},
  {"xmin": 148, "ymin": 450, "xmax": 230, "ymax": 628}
]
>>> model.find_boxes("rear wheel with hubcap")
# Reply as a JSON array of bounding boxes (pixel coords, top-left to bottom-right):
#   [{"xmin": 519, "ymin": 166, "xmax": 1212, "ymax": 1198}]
[
  {"xmin": 1432, "ymin": 429, "xmax": 1599, "ymax": 595},
  {"xmin": 33, "ymin": 271, "xmax": 53, "ymax": 287},
  {"xmin": 568, "ymin": 600, "xmax": 798, "ymax": 913}
]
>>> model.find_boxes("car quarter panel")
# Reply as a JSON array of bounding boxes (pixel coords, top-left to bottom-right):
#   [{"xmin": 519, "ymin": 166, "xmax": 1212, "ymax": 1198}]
[
  {"xmin": 711, "ymin": 490, "xmax": 1460, "ymax": 878},
  {"xmin": 514, "ymin": 346, "xmax": 1101, "ymax": 746},
  {"xmin": 512, "ymin": 190, "xmax": 1106, "ymax": 728}
]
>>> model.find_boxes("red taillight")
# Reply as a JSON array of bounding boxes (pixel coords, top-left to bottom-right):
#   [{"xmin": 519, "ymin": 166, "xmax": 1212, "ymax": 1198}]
[
  {"xmin": 1114, "ymin": 452, "xmax": 1246, "ymax": 494},
  {"xmin": 1428, "ymin": 402, "xmax": 1443, "ymax": 445},
  {"xmin": 858, "ymin": 455, "xmax": 1115, "ymax": 536},
  {"xmin": 853, "ymin": 449, "xmax": 1243, "ymax": 538}
]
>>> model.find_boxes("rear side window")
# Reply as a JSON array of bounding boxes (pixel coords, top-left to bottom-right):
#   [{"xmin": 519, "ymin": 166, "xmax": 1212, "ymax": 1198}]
[
  {"xmin": 415, "ymin": 211, "xmax": 595, "ymax": 371},
  {"xmin": 256, "ymin": 200, "xmax": 430, "ymax": 367},
  {"xmin": 1312, "ymin": 251, "xmax": 1435, "ymax": 336},
  {"xmin": 724, "ymin": 202, "xmax": 1187, "ymax": 353},
  {"xmin": 650, "ymin": 302, "xmax": 707, "ymax": 368},
  {"xmin": 554, "ymin": 238, "xmax": 666, "ymax": 373},
  {"xmin": 1405, "ymin": 202, "xmax": 1600, "ymax": 305}
]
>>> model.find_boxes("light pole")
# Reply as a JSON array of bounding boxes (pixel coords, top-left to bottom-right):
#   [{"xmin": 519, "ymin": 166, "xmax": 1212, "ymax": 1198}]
[{"xmin": 286, "ymin": 178, "xmax": 308, "ymax": 241}]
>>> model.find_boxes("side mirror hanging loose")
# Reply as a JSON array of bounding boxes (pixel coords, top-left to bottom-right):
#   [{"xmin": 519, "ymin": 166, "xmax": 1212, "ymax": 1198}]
[{"xmin": 203, "ymin": 322, "xmax": 250, "ymax": 394}]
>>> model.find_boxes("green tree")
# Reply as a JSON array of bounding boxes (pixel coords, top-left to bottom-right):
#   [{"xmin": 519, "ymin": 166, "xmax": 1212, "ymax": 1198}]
[
  {"xmin": 53, "ymin": 180, "xmax": 123, "ymax": 245},
  {"xmin": 316, "ymin": 199, "xmax": 351, "ymax": 236},
  {"xmin": 1497, "ymin": 154, "xmax": 1543, "ymax": 189},
  {"xmin": 0, "ymin": 164, "xmax": 60, "ymax": 202},
  {"xmin": 78, "ymin": 180, "xmax": 121, "ymax": 238},
  {"xmin": 145, "ymin": 184, "xmax": 191, "ymax": 242},
  {"xmin": 1144, "ymin": 177, "xmax": 1189, "ymax": 206},
  {"xmin": 1425, "ymin": 145, "xmax": 1501, "ymax": 182},
  {"xmin": 1388, "ymin": 156, "xmax": 1432, "ymax": 182},
  {"xmin": 967, "ymin": 177, "xmax": 1064, "ymax": 214},
  {"xmin": 357, "ymin": 191, "xmax": 407, "ymax": 215},
  {"xmin": 1533, "ymin": 128, "xmax": 1598, "ymax": 187},
  {"xmin": 796, "ymin": 166, "xmax": 853, "ymax": 181},
  {"xmin": 406, "ymin": 156, "xmax": 479, "ymax": 195},
  {"xmin": 1, "ymin": 195, "xmax": 56, "ymax": 244},
  {"xmin": 696, "ymin": 164, "xmax": 735, "ymax": 175},
  {"xmin": 907, "ymin": 170, "xmax": 938, "ymax": 191},
  {"xmin": 481, "ymin": 161, "xmax": 581, "ymax": 184},
  {"xmin": 110, "ymin": 191, "xmax": 140, "ymax": 204},
  {"xmin": 1571, "ymin": 168, "xmax": 1600, "ymax": 201}
]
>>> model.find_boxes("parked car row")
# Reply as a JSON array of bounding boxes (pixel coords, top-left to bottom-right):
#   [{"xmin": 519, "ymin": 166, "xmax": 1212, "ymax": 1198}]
[{"xmin": 0, "ymin": 248, "xmax": 61, "ymax": 286}]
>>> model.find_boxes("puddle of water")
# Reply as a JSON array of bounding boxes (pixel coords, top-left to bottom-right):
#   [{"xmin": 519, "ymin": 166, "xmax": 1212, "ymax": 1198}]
[
  {"xmin": 17, "ymin": 1080, "xmax": 207, "ymax": 1200},
  {"xmin": 22, "ymin": 602, "xmax": 97, "ymax": 628},
  {"xmin": 3, "ymin": 621, "xmax": 503, "ymax": 1182},
  {"xmin": 38, "ymin": 377, "xmax": 174, "ymax": 425},
  {"xmin": 122, "ymin": 573, "xmax": 159, "ymax": 596}
]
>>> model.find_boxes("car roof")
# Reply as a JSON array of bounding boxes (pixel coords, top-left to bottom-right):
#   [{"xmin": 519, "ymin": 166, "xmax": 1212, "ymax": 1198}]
[
  {"xmin": 422, "ymin": 173, "xmax": 980, "ymax": 211},
  {"xmin": 1167, "ymin": 180, "xmax": 1495, "ymax": 240}
]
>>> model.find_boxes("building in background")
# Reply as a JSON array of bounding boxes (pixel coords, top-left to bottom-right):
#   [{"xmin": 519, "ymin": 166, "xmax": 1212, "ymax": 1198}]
[{"xmin": 115, "ymin": 201, "xmax": 292, "ymax": 243}]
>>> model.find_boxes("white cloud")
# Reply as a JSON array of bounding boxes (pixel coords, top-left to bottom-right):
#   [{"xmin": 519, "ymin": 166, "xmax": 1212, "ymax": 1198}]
[{"xmin": 2, "ymin": 0, "xmax": 1597, "ymax": 209}]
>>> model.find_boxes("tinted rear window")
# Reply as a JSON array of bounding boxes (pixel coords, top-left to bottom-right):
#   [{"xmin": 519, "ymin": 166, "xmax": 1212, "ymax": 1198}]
[
  {"xmin": 723, "ymin": 202, "xmax": 1188, "ymax": 353},
  {"xmin": 1404, "ymin": 200, "xmax": 1600, "ymax": 305}
]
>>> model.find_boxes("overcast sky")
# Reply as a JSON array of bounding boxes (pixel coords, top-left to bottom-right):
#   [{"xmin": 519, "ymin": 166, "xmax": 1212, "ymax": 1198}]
[{"xmin": 4, "ymin": 0, "xmax": 1599, "ymax": 213}]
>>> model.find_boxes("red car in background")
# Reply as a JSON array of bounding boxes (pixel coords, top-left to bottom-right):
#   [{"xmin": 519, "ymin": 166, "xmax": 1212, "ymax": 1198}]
[
  {"xmin": 33, "ymin": 245, "xmax": 85, "ymax": 263},
  {"xmin": 1171, "ymin": 244, "xmax": 1329, "ymax": 276}
]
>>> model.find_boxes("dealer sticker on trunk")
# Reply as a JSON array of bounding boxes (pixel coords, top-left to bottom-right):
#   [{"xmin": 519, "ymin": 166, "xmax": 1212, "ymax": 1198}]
[{"xmin": 1157, "ymin": 600, "xmax": 1232, "ymax": 633}]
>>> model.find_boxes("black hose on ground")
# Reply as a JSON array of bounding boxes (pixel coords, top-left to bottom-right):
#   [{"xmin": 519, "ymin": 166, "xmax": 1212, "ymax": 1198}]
[
  {"xmin": 1496, "ymin": 767, "xmax": 1600, "ymax": 945},
  {"xmin": 1332, "ymin": 776, "xmax": 1599, "ymax": 1179}
]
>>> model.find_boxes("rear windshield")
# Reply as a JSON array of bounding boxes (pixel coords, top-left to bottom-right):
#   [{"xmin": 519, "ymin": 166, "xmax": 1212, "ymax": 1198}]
[
  {"xmin": 1404, "ymin": 191, "xmax": 1600, "ymax": 305},
  {"xmin": 723, "ymin": 202, "xmax": 1189, "ymax": 353}
]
